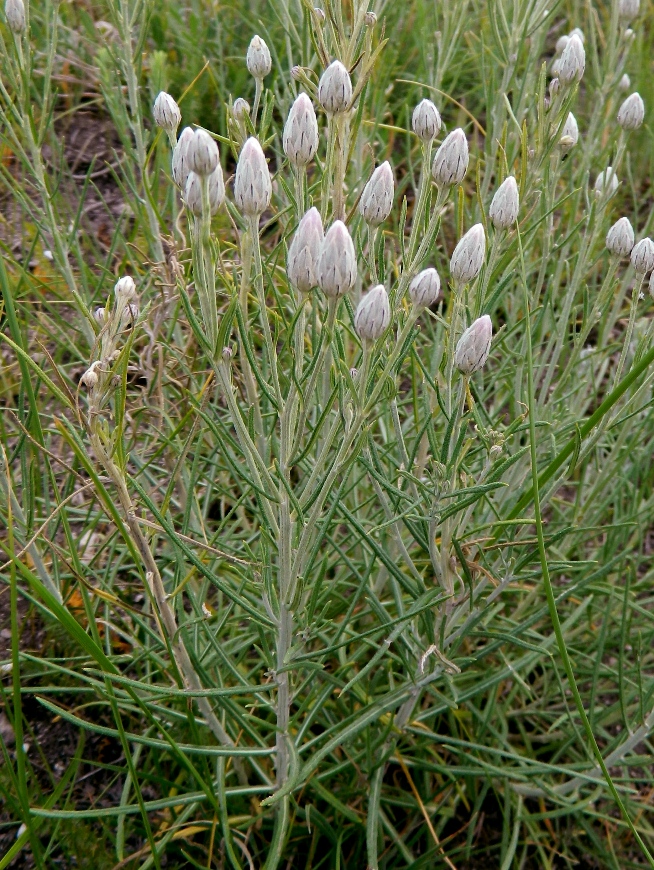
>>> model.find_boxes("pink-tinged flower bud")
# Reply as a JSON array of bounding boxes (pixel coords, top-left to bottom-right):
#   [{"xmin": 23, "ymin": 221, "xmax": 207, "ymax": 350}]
[
  {"xmin": 364, "ymin": 10, "xmax": 377, "ymax": 25},
  {"xmin": 172, "ymin": 127, "xmax": 194, "ymax": 189},
  {"xmin": 318, "ymin": 61, "xmax": 352, "ymax": 114},
  {"xmin": 316, "ymin": 220, "xmax": 357, "ymax": 297},
  {"xmin": 559, "ymin": 112, "xmax": 579, "ymax": 150},
  {"xmin": 450, "ymin": 223, "xmax": 486, "ymax": 285},
  {"xmin": 287, "ymin": 207, "xmax": 324, "ymax": 293},
  {"xmin": 630, "ymin": 237, "xmax": 654, "ymax": 274},
  {"xmin": 313, "ymin": 7, "xmax": 326, "ymax": 24},
  {"xmin": 606, "ymin": 217, "xmax": 635, "ymax": 258},
  {"xmin": 558, "ymin": 33, "xmax": 585, "ymax": 85},
  {"xmin": 355, "ymin": 284, "xmax": 390, "ymax": 341},
  {"xmin": 5, "ymin": 0, "xmax": 25, "ymax": 33},
  {"xmin": 115, "ymin": 276, "xmax": 136, "ymax": 299},
  {"xmin": 94, "ymin": 307, "xmax": 107, "ymax": 324},
  {"xmin": 121, "ymin": 303, "xmax": 139, "ymax": 324},
  {"xmin": 184, "ymin": 166, "xmax": 225, "ymax": 216},
  {"xmin": 412, "ymin": 99, "xmax": 441, "ymax": 143},
  {"xmin": 617, "ymin": 92, "xmax": 644, "ymax": 130},
  {"xmin": 153, "ymin": 92, "xmax": 181, "ymax": 134},
  {"xmin": 489, "ymin": 175, "xmax": 519, "ymax": 230},
  {"xmin": 594, "ymin": 166, "xmax": 618, "ymax": 198},
  {"xmin": 619, "ymin": 0, "xmax": 639, "ymax": 21},
  {"xmin": 187, "ymin": 129, "xmax": 219, "ymax": 177},
  {"xmin": 455, "ymin": 315, "xmax": 493, "ymax": 375},
  {"xmin": 359, "ymin": 161, "xmax": 394, "ymax": 226},
  {"xmin": 432, "ymin": 128, "xmax": 469, "ymax": 187},
  {"xmin": 283, "ymin": 93, "xmax": 319, "ymax": 167},
  {"xmin": 233, "ymin": 98, "xmax": 250, "ymax": 120},
  {"xmin": 619, "ymin": 73, "xmax": 631, "ymax": 91},
  {"xmin": 409, "ymin": 268, "xmax": 441, "ymax": 309},
  {"xmin": 246, "ymin": 35, "xmax": 272, "ymax": 79},
  {"xmin": 234, "ymin": 137, "xmax": 272, "ymax": 217}
]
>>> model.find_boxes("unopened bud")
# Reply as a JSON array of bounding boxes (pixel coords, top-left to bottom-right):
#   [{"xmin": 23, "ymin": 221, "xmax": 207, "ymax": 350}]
[
  {"xmin": 355, "ymin": 284, "xmax": 390, "ymax": 342},
  {"xmin": 121, "ymin": 303, "xmax": 139, "ymax": 323},
  {"xmin": 455, "ymin": 315, "xmax": 493, "ymax": 375},
  {"xmin": 233, "ymin": 98, "xmax": 250, "ymax": 120},
  {"xmin": 630, "ymin": 237, "xmax": 654, "ymax": 273},
  {"xmin": 649, "ymin": 270, "xmax": 654, "ymax": 299},
  {"xmin": 153, "ymin": 92, "xmax": 181, "ymax": 134},
  {"xmin": 619, "ymin": 0, "xmax": 639, "ymax": 21},
  {"xmin": 359, "ymin": 161, "xmax": 394, "ymax": 226},
  {"xmin": 606, "ymin": 217, "xmax": 635, "ymax": 258},
  {"xmin": 450, "ymin": 223, "xmax": 486, "ymax": 285},
  {"xmin": 318, "ymin": 60, "xmax": 352, "ymax": 114},
  {"xmin": 549, "ymin": 77, "xmax": 560, "ymax": 97},
  {"xmin": 234, "ymin": 137, "xmax": 272, "ymax": 217},
  {"xmin": 313, "ymin": 7, "xmax": 326, "ymax": 23},
  {"xmin": 412, "ymin": 99, "xmax": 441, "ymax": 142},
  {"xmin": 489, "ymin": 176, "xmax": 519, "ymax": 230},
  {"xmin": 246, "ymin": 35, "xmax": 272, "ymax": 79},
  {"xmin": 559, "ymin": 112, "xmax": 579, "ymax": 150},
  {"xmin": 558, "ymin": 33, "xmax": 585, "ymax": 85},
  {"xmin": 316, "ymin": 220, "xmax": 357, "ymax": 297},
  {"xmin": 409, "ymin": 268, "xmax": 441, "ymax": 309},
  {"xmin": 569, "ymin": 27, "xmax": 585, "ymax": 42},
  {"xmin": 432, "ymin": 128, "xmax": 469, "ymax": 187},
  {"xmin": 617, "ymin": 92, "xmax": 644, "ymax": 130},
  {"xmin": 187, "ymin": 129, "xmax": 219, "ymax": 177},
  {"xmin": 115, "ymin": 276, "xmax": 136, "ymax": 299},
  {"xmin": 619, "ymin": 73, "xmax": 631, "ymax": 91},
  {"xmin": 555, "ymin": 34, "xmax": 569, "ymax": 54},
  {"xmin": 172, "ymin": 126, "xmax": 194, "ymax": 189},
  {"xmin": 81, "ymin": 368, "xmax": 99, "ymax": 389},
  {"xmin": 184, "ymin": 166, "xmax": 225, "ymax": 216},
  {"xmin": 283, "ymin": 92, "xmax": 319, "ymax": 167},
  {"xmin": 291, "ymin": 65, "xmax": 303, "ymax": 81},
  {"xmin": 94, "ymin": 307, "xmax": 107, "ymax": 324},
  {"xmin": 625, "ymin": 27, "xmax": 635, "ymax": 41},
  {"xmin": 364, "ymin": 11, "xmax": 377, "ymax": 25},
  {"xmin": 5, "ymin": 0, "xmax": 25, "ymax": 33},
  {"xmin": 594, "ymin": 166, "xmax": 618, "ymax": 198},
  {"xmin": 287, "ymin": 207, "xmax": 324, "ymax": 293},
  {"xmin": 222, "ymin": 346, "xmax": 233, "ymax": 360}
]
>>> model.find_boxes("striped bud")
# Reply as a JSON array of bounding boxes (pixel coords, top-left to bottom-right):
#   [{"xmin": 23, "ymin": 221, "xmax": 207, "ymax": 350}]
[
  {"xmin": 489, "ymin": 176, "xmax": 519, "ymax": 230},
  {"xmin": 153, "ymin": 92, "xmax": 181, "ymax": 134},
  {"xmin": 450, "ymin": 223, "xmax": 486, "ymax": 285},
  {"xmin": 432, "ymin": 128, "xmax": 469, "ymax": 187},
  {"xmin": 233, "ymin": 98, "xmax": 250, "ymax": 120},
  {"xmin": 630, "ymin": 238, "xmax": 654, "ymax": 274},
  {"xmin": 287, "ymin": 207, "xmax": 324, "ymax": 293},
  {"xmin": 359, "ymin": 161, "xmax": 394, "ymax": 227},
  {"xmin": 412, "ymin": 99, "xmax": 441, "ymax": 142},
  {"xmin": 234, "ymin": 137, "xmax": 272, "ymax": 217},
  {"xmin": 283, "ymin": 93, "xmax": 319, "ymax": 167},
  {"xmin": 355, "ymin": 284, "xmax": 390, "ymax": 342},
  {"xmin": 184, "ymin": 166, "xmax": 225, "ymax": 216},
  {"xmin": 617, "ymin": 92, "xmax": 644, "ymax": 130},
  {"xmin": 409, "ymin": 268, "xmax": 441, "ymax": 309},
  {"xmin": 316, "ymin": 220, "xmax": 357, "ymax": 298},
  {"xmin": 246, "ymin": 35, "xmax": 272, "ymax": 79},
  {"xmin": 606, "ymin": 217, "xmax": 635, "ymax": 258},
  {"xmin": 187, "ymin": 129, "xmax": 219, "ymax": 177},
  {"xmin": 172, "ymin": 127, "xmax": 194, "ymax": 189},
  {"xmin": 318, "ymin": 61, "xmax": 352, "ymax": 114},
  {"xmin": 5, "ymin": 0, "xmax": 25, "ymax": 33},
  {"xmin": 558, "ymin": 33, "xmax": 585, "ymax": 85},
  {"xmin": 455, "ymin": 315, "xmax": 493, "ymax": 375},
  {"xmin": 559, "ymin": 112, "xmax": 579, "ymax": 150},
  {"xmin": 594, "ymin": 166, "xmax": 618, "ymax": 198},
  {"xmin": 115, "ymin": 276, "xmax": 136, "ymax": 299}
]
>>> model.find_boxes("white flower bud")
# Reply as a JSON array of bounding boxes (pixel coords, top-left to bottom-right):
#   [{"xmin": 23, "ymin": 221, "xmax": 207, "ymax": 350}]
[
  {"xmin": 455, "ymin": 315, "xmax": 493, "ymax": 375},
  {"xmin": 606, "ymin": 217, "xmax": 635, "ymax": 258},
  {"xmin": 313, "ymin": 7, "xmax": 326, "ymax": 24},
  {"xmin": 432, "ymin": 128, "xmax": 469, "ymax": 187},
  {"xmin": 409, "ymin": 268, "xmax": 441, "ymax": 309},
  {"xmin": 122, "ymin": 303, "xmax": 139, "ymax": 323},
  {"xmin": 551, "ymin": 58, "xmax": 562, "ymax": 77},
  {"xmin": 549, "ymin": 77, "xmax": 560, "ymax": 96},
  {"xmin": 233, "ymin": 98, "xmax": 250, "ymax": 120},
  {"xmin": 450, "ymin": 223, "xmax": 486, "ymax": 285},
  {"xmin": 184, "ymin": 166, "xmax": 225, "ymax": 216},
  {"xmin": 287, "ymin": 207, "xmax": 324, "ymax": 293},
  {"xmin": 94, "ymin": 307, "xmax": 107, "ymax": 324},
  {"xmin": 649, "ymin": 269, "xmax": 654, "ymax": 299},
  {"xmin": 559, "ymin": 112, "xmax": 579, "ymax": 150},
  {"xmin": 246, "ymin": 35, "xmax": 272, "ymax": 79},
  {"xmin": 617, "ymin": 92, "xmax": 644, "ymax": 130},
  {"xmin": 619, "ymin": 0, "xmax": 639, "ymax": 21},
  {"xmin": 172, "ymin": 127, "xmax": 194, "ymax": 189},
  {"xmin": 115, "ymin": 276, "xmax": 136, "ymax": 299},
  {"xmin": 364, "ymin": 11, "xmax": 377, "ymax": 26},
  {"xmin": 318, "ymin": 61, "xmax": 352, "ymax": 115},
  {"xmin": 316, "ymin": 220, "xmax": 357, "ymax": 298},
  {"xmin": 489, "ymin": 175, "xmax": 519, "ymax": 230},
  {"xmin": 412, "ymin": 99, "xmax": 441, "ymax": 142},
  {"xmin": 283, "ymin": 93, "xmax": 319, "ymax": 167},
  {"xmin": 568, "ymin": 27, "xmax": 585, "ymax": 42},
  {"xmin": 359, "ymin": 161, "xmax": 394, "ymax": 227},
  {"xmin": 630, "ymin": 237, "xmax": 654, "ymax": 273},
  {"xmin": 555, "ymin": 34, "xmax": 569, "ymax": 54},
  {"xmin": 234, "ymin": 137, "xmax": 272, "ymax": 217},
  {"xmin": 619, "ymin": 73, "xmax": 631, "ymax": 91},
  {"xmin": 594, "ymin": 166, "xmax": 618, "ymax": 198},
  {"xmin": 81, "ymin": 368, "xmax": 99, "ymax": 389},
  {"xmin": 5, "ymin": 0, "xmax": 25, "ymax": 33},
  {"xmin": 558, "ymin": 34, "xmax": 585, "ymax": 85},
  {"xmin": 355, "ymin": 284, "xmax": 390, "ymax": 342},
  {"xmin": 187, "ymin": 129, "xmax": 219, "ymax": 177},
  {"xmin": 291, "ymin": 65, "xmax": 303, "ymax": 82},
  {"xmin": 152, "ymin": 92, "xmax": 181, "ymax": 134}
]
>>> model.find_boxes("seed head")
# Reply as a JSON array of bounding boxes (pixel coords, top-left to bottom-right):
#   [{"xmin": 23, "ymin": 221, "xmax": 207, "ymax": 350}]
[
  {"xmin": 246, "ymin": 35, "xmax": 272, "ymax": 79},
  {"xmin": 630, "ymin": 237, "xmax": 654, "ymax": 274},
  {"xmin": 455, "ymin": 315, "xmax": 493, "ymax": 375},
  {"xmin": 617, "ymin": 92, "xmax": 644, "ymax": 130},
  {"xmin": 606, "ymin": 217, "xmax": 635, "ymax": 258},
  {"xmin": 594, "ymin": 166, "xmax": 619, "ymax": 198},
  {"xmin": 184, "ymin": 166, "xmax": 225, "ymax": 216},
  {"xmin": 234, "ymin": 137, "xmax": 272, "ymax": 217},
  {"xmin": 432, "ymin": 129, "xmax": 469, "ymax": 187},
  {"xmin": 287, "ymin": 207, "xmax": 324, "ymax": 293},
  {"xmin": 619, "ymin": 0, "xmax": 639, "ymax": 21},
  {"xmin": 450, "ymin": 223, "xmax": 486, "ymax": 285},
  {"xmin": 355, "ymin": 284, "xmax": 391, "ymax": 342},
  {"xmin": 316, "ymin": 220, "xmax": 357, "ymax": 298},
  {"xmin": 153, "ymin": 92, "xmax": 181, "ymax": 134},
  {"xmin": 619, "ymin": 73, "xmax": 631, "ymax": 91},
  {"xmin": 172, "ymin": 127, "xmax": 194, "ymax": 189},
  {"xmin": 283, "ymin": 93, "xmax": 319, "ymax": 167},
  {"xmin": 559, "ymin": 112, "xmax": 579, "ymax": 150},
  {"xmin": 5, "ymin": 0, "xmax": 25, "ymax": 34},
  {"xmin": 359, "ymin": 161, "xmax": 394, "ymax": 227},
  {"xmin": 409, "ymin": 268, "xmax": 441, "ymax": 309},
  {"xmin": 412, "ymin": 99, "xmax": 441, "ymax": 142},
  {"xmin": 318, "ymin": 61, "xmax": 352, "ymax": 115},
  {"xmin": 233, "ymin": 98, "xmax": 250, "ymax": 120},
  {"xmin": 558, "ymin": 33, "xmax": 585, "ymax": 85},
  {"xmin": 187, "ymin": 129, "xmax": 219, "ymax": 177},
  {"xmin": 489, "ymin": 175, "xmax": 519, "ymax": 230}
]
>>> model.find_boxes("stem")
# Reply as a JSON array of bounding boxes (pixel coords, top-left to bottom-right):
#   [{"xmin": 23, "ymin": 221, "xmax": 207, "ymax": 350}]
[
  {"xmin": 249, "ymin": 216, "xmax": 282, "ymax": 404},
  {"xmin": 612, "ymin": 275, "xmax": 643, "ymax": 389},
  {"xmin": 252, "ymin": 77, "xmax": 263, "ymax": 127}
]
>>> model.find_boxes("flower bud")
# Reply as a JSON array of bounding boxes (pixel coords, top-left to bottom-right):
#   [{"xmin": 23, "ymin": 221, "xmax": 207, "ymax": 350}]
[
  {"xmin": 355, "ymin": 284, "xmax": 390, "ymax": 342},
  {"xmin": 81, "ymin": 368, "xmax": 99, "ymax": 389},
  {"xmin": 316, "ymin": 220, "xmax": 357, "ymax": 298},
  {"xmin": 559, "ymin": 112, "xmax": 579, "ymax": 150},
  {"xmin": 594, "ymin": 166, "xmax": 618, "ymax": 198},
  {"xmin": 569, "ymin": 27, "xmax": 585, "ymax": 42},
  {"xmin": 606, "ymin": 217, "xmax": 635, "ymax": 258},
  {"xmin": 115, "ymin": 276, "xmax": 136, "ymax": 299},
  {"xmin": 233, "ymin": 98, "xmax": 250, "ymax": 120},
  {"xmin": 5, "ymin": 0, "xmax": 25, "ymax": 33},
  {"xmin": 409, "ymin": 268, "xmax": 441, "ymax": 309},
  {"xmin": 313, "ymin": 7, "xmax": 326, "ymax": 23},
  {"xmin": 172, "ymin": 126, "xmax": 194, "ymax": 189},
  {"xmin": 549, "ymin": 77, "xmax": 560, "ymax": 96},
  {"xmin": 489, "ymin": 175, "xmax": 519, "ymax": 230},
  {"xmin": 619, "ymin": 73, "xmax": 631, "ymax": 91},
  {"xmin": 153, "ymin": 92, "xmax": 181, "ymax": 134},
  {"xmin": 184, "ymin": 166, "xmax": 225, "ymax": 216},
  {"xmin": 432, "ymin": 128, "xmax": 469, "ymax": 187},
  {"xmin": 630, "ymin": 237, "xmax": 654, "ymax": 274},
  {"xmin": 455, "ymin": 315, "xmax": 493, "ymax": 375},
  {"xmin": 318, "ymin": 61, "xmax": 352, "ymax": 114},
  {"xmin": 291, "ymin": 65, "xmax": 303, "ymax": 81},
  {"xmin": 617, "ymin": 92, "xmax": 644, "ymax": 130},
  {"xmin": 122, "ymin": 303, "xmax": 139, "ymax": 324},
  {"xmin": 94, "ymin": 307, "xmax": 107, "ymax": 324},
  {"xmin": 625, "ymin": 27, "xmax": 635, "ymax": 41},
  {"xmin": 246, "ymin": 35, "xmax": 272, "ymax": 79},
  {"xmin": 364, "ymin": 11, "xmax": 377, "ymax": 26},
  {"xmin": 283, "ymin": 93, "xmax": 319, "ymax": 167},
  {"xmin": 450, "ymin": 223, "xmax": 486, "ymax": 285},
  {"xmin": 558, "ymin": 33, "xmax": 585, "ymax": 85},
  {"xmin": 555, "ymin": 34, "xmax": 569, "ymax": 54},
  {"xmin": 619, "ymin": 0, "xmax": 639, "ymax": 21},
  {"xmin": 649, "ymin": 269, "xmax": 654, "ymax": 299},
  {"xmin": 359, "ymin": 161, "xmax": 394, "ymax": 226},
  {"xmin": 234, "ymin": 137, "xmax": 272, "ymax": 217},
  {"xmin": 412, "ymin": 99, "xmax": 441, "ymax": 142},
  {"xmin": 287, "ymin": 207, "xmax": 324, "ymax": 293},
  {"xmin": 187, "ymin": 129, "xmax": 219, "ymax": 177}
]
